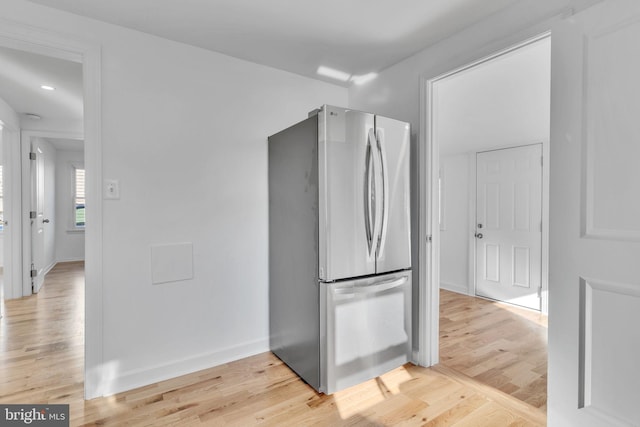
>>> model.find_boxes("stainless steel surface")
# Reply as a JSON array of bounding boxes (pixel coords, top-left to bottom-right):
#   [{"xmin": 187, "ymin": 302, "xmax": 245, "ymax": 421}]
[
  {"xmin": 373, "ymin": 115, "xmax": 411, "ymax": 274},
  {"xmin": 268, "ymin": 116, "xmax": 321, "ymax": 390},
  {"xmin": 364, "ymin": 135, "xmax": 374, "ymax": 255},
  {"xmin": 367, "ymin": 127, "xmax": 384, "ymax": 260},
  {"xmin": 319, "ymin": 106, "xmax": 376, "ymax": 281},
  {"xmin": 375, "ymin": 125, "xmax": 389, "ymax": 261},
  {"xmin": 269, "ymin": 105, "xmax": 412, "ymax": 395},
  {"xmin": 320, "ymin": 270, "xmax": 412, "ymax": 394}
]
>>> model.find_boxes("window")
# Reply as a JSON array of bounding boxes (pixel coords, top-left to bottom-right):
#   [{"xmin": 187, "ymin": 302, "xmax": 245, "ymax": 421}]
[{"xmin": 73, "ymin": 166, "xmax": 85, "ymax": 228}]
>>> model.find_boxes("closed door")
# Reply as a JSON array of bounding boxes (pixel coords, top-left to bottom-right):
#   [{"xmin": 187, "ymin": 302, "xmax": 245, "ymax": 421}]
[
  {"xmin": 30, "ymin": 142, "xmax": 46, "ymax": 293},
  {"xmin": 475, "ymin": 144, "xmax": 542, "ymax": 310},
  {"xmin": 374, "ymin": 116, "xmax": 411, "ymax": 274},
  {"xmin": 319, "ymin": 106, "xmax": 376, "ymax": 281},
  {"xmin": 549, "ymin": 1, "xmax": 640, "ymax": 425}
]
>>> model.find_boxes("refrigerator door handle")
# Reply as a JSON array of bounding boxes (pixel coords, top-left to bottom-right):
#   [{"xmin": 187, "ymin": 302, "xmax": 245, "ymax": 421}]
[
  {"xmin": 376, "ymin": 128, "xmax": 390, "ymax": 258},
  {"xmin": 332, "ymin": 275, "xmax": 408, "ymax": 297},
  {"xmin": 369, "ymin": 128, "xmax": 384, "ymax": 257},
  {"xmin": 364, "ymin": 135, "xmax": 374, "ymax": 255}
]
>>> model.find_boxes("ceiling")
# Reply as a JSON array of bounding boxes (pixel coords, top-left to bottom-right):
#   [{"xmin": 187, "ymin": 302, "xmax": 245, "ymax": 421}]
[
  {"xmin": 25, "ymin": 0, "xmax": 523, "ymax": 85},
  {"xmin": 0, "ymin": 44, "xmax": 83, "ymax": 124},
  {"xmin": 436, "ymin": 37, "xmax": 551, "ymax": 156}
]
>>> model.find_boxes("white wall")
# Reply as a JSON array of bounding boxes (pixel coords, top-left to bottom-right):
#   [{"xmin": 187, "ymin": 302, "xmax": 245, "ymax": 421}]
[
  {"xmin": 22, "ymin": 118, "xmax": 83, "ymax": 135},
  {"xmin": 439, "ymin": 154, "xmax": 471, "ymax": 294},
  {"xmin": 55, "ymin": 149, "xmax": 84, "ymax": 262},
  {"xmin": 435, "ymin": 37, "xmax": 551, "ymax": 156},
  {"xmin": 0, "ymin": 96, "xmax": 19, "ymax": 130},
  {"xmin": 0, "ymin": 0, "xmax": 348, "ymax": 395}
]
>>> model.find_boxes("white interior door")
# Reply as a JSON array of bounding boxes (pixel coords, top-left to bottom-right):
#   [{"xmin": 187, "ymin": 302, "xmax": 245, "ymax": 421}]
[
  {"xmin": 30, "ymin": 142, "xmax": 46, "ymax": 293},
  {"xmin": 475, "ymin": 144, "xmax": 542, "ymax": 310},
  {"xmin": 548, "ymin": 1, "xmax": 640, "ymax": 425}
]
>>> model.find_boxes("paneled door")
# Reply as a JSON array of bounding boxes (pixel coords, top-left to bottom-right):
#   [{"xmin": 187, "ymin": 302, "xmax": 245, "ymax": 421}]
[
  {"xmin": 30, "ymin": 141, "xmax": 46, "ymax": 293},
  {"xmin": 548, "ymin": 1, "xmax": 640, "ymax": 425},
  {"xmin": 475, "ymin": 144, "xmax": 542, "ymax": 310}
]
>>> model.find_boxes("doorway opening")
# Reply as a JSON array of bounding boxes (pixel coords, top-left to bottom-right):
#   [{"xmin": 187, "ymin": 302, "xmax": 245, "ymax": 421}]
[
  {"xmin": 426, "ymin": 33, "xmax": 551, "ymax": 409},
  {"xmin": 22, "ymin": 132, "xmax": 85, "ymax": 296},
  {"xmin": 0, "ymin": 44, "xmax": 86, "ymax": 391},
  {"xmin": 0, "ymin": 21, "xmax": 102, "ymax": 399}
]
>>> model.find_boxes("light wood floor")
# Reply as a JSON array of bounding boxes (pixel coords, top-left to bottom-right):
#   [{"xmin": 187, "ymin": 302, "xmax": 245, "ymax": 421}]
[
  {"xmin": 439, "ymin": 289, "xmax": 548, "ymax": 410},
  {"xmin": 0, "ymin": 263, "xmax": 545, "ymax": 426}
]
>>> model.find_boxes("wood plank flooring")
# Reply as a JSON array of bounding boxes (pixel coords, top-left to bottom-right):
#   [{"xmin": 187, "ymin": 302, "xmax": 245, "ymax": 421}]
[
  {"xmin": 0, "ymin": 263, "xmax": 545, "ymax": 426},
  {"xmin": 439, "ymin": 289, "xmax": 548, "ymax": 410}
]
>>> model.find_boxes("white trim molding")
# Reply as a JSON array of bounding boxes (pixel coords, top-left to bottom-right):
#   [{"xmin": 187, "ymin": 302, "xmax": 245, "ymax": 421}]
[{"xmin": 100, "ymin": 339, "xmax": 269, "ymax": 397}]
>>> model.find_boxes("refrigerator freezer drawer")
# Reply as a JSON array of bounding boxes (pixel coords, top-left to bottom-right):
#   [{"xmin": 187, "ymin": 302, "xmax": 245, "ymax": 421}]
[{"xmin": 320, "ymin": 270, "xmax": 412, "ymax": 394}]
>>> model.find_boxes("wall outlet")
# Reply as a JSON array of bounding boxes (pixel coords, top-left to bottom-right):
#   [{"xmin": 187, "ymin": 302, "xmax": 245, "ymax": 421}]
[{"xmin": 104, "ymin": 179, "xmax": 120, "ymax": 199}]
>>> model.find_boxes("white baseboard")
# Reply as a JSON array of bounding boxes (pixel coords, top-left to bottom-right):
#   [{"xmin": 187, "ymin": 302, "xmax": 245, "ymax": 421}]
[
  {"xmin": 34, "ymin": 262, "xmax": 58, "ymax": 292},
  {"xmin": 56, "ymin": 257, "xmax": 85, "ymax": 263},
  {"xmin": 43, "ymin": 262, "xmax": 56, "ymax": 276},
  {"xmin": 440, "ymin": 281, "xmax": 469, "ymax": 295},
  {"xmin": 100, "ymin": 338, "xmax": 270, "ymax": 396}
]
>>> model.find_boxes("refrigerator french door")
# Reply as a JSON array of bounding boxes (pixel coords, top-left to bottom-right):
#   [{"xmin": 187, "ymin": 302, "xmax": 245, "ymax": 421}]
[
  {"xmin": 318, "ymin": 106, "xmax": 411, "ymax": 281},
  {"xmin": 268, "ymin": 105, "xmax": 412, "ymax": 395}
]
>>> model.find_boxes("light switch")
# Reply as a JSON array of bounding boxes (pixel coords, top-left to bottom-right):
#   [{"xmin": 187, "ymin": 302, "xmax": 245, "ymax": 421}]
[{"xmin": 104, "ymin": 179, "xmax": 120, "ymax": 199}]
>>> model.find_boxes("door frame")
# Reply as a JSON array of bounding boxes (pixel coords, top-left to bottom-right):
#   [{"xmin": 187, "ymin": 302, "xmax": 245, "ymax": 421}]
[
  {"xmin": 21, "ymin": 130, "xmax": 84, "ymax": 296},
  {"xmin": 0, "ymin": 105, "xmax": 20, "ymax": 304},
  {"xmin": 417, "ymin": 31, "xmax": 552, "ymax": 366},
  {"xmin": 0, "ymin": 18, "xmax": 104, "ymax": 399}
]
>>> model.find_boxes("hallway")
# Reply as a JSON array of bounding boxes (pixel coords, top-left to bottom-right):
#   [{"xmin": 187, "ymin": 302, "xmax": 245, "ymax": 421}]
[{"xmin": 440, "ymin": 289, "xmax": 548, "ymax": 410}]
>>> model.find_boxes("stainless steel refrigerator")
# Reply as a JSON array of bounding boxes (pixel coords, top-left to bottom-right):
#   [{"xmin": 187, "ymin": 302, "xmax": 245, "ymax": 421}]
[{"xmin": 268, "ymin": 105, "xmax": 412, "ymax": 394}]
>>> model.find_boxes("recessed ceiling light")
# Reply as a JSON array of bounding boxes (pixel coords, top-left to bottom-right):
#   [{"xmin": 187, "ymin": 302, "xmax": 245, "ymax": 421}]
[
  {"xmin": 317, "ymin": 66, "xmax": 351, "ymax": 82},
  {"xmin": 40, "ymin": 85, "xmax": 55, "ymax": 91}
]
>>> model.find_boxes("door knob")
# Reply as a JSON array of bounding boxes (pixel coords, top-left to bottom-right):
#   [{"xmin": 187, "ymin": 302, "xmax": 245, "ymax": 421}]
[
  {"xmin": 475, "ymin": 233, "xmax": 483, "ymax": 239},
  {"xmin": 43, "ymin": 219, "xmax": 50, "ymax": 223}
]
